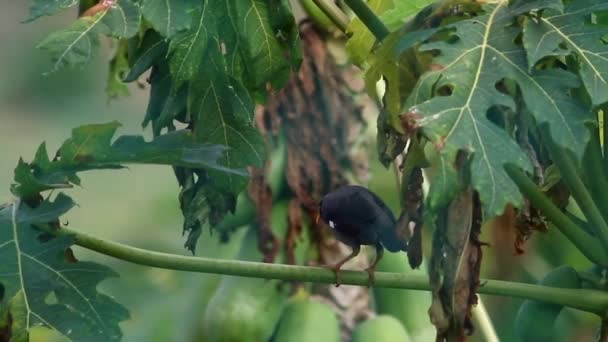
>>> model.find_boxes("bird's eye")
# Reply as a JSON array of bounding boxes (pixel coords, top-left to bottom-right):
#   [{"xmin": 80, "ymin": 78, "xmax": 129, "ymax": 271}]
[{"xmin": 329, "ymin": 221, "xmax": 336, "ymax": 229}]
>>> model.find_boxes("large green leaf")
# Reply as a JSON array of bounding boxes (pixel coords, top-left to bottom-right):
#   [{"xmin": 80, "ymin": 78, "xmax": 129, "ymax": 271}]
[
  {"xmin": 167, "ymin": 1, "xmax": 298, "ymax": 94},
  {"xmin": 123, "ymin": 30, "xmax": 168, "ymax": 83},
  {"xmin": 522, "ymin": 0, "xmax": 608, "ymax": 106},
  {"xmin": 143, "ymin": 63, "xmax": 189, "ymax": 136},
  {"xmin": 11, "ymin": 122, "xmax": 245, "ymax": 198},
  {"xmin": 407, "ymin": 3, "xmax": 585, "ymax": 217},
  {"xmin": 380, "ymin": 0, "xmax": 435, "ymax": 31},
  {"xmin": 140, "ymin": 0, "xmax": 196, "ymax": 38},
  {"xmin": 37, "ymin": 0, "xmax": 140, "ymax": 72},
  {"xmin": 25, "ymin": 0, "xmax": 78, "ymax": 22},
  {"xmin": 168, "ymin": 6, "xmax": 213, "ymax": 86},
  {"xmin": 190, "ymin": 43, "xmax": 265, "ymax": 194},
  {"xmin": 0, "ymin": 195, "xmax": 128, "ymax": 341}
]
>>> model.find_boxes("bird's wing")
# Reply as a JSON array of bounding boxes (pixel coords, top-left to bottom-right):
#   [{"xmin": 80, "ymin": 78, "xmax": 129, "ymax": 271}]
[
  {"xmin": 343, "ymin": 190, "xmax": 383, "ymax": 223},
  {"xmin": 367, "ymin": 190, "xmax": 397, "ymax": 223},
  {"xmin": 363, "ymin": 190, "xmax": 403, "ymax": 252}
]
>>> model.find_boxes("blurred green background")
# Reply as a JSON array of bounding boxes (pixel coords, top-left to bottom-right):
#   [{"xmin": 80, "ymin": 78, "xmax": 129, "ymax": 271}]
[{"xmin": 0, "ymin": 2, "xmax": 600, "ymax": 341}]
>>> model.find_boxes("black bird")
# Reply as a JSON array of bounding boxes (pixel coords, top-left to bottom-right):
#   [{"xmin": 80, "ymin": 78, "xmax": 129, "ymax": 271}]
[{"xmin": 318, "ymin": 185, "xmax": 406, "ymax": 285}]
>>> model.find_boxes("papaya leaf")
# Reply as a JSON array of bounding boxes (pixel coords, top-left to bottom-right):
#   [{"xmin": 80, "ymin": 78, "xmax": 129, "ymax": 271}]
[
  {"xmin": 510, "ymin": 0, "xmax": 563, "ymax": 14},
  {"xmin": 426, "ymin": 152, "xmax": 463, "ymax": 212},
  {"xmin": 380, "ymin": 0, "xmax": 435, "ymax": 31},
  {"xmin": 123, "ymin": 30, "xmax": 168, "ymax": 83},
  {"xmin": 190, "ymin": 43, "xmax": 265, "ymax": 194},
  {"xmin": 102, "ymin": 0, "xmax": 140, "ymax": 38},
  {"xmin": 0, "ymin": 195, "xmax": 128, "ymax": 341},
  {"xmin": 142, "ymin": 63, "xmax": 188, "ymax": 136},
  {"xmin": 106, "ymin": 40, "xmax": 130, "ymax": 99},
  {"xmin": 167, "ymin": 5, "xmax": 213, "ymax": 86},
  {"xmin": 25, "ymin": 0, "xmax": 78, "ymax": 22},
  {"xmin": 406, "ymin": 2, "xmax": 591, "ymax": 217},
  {"xmin": 230, "ymin": 0, "xmax": 298, "ymax": 93},
  {"xmin": 37, "ymin": 0, "xmax": 140, "ymax": 72},
  {"xmin": 140, "ymin": 0, "xmax": 196, "ymax": 38},
  {"xmin": 168, "ymin": 1, "xmax": 299, "ymax": 94},
  {"xmin": 11, "ymin": 122, "xmax": 245, "ymax": 198},
  {"xmin": 522, "ymin": 0, "xmax": 608, "ymax": 105}
]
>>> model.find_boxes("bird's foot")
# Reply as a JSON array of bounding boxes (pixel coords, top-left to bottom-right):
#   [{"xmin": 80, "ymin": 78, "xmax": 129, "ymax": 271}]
[
  {"xmin": 365, "ymin": 266, "xmax": 376, "ymax": 287},
  {"xmin": 328, "ymin": 265, "xmax": 343, "ymax": 287}
]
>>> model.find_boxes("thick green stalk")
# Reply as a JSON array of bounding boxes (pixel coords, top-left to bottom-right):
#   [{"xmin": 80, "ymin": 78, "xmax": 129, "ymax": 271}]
[
  {"xmin": 583, "ymin": 127, "xmax": 608, "ymax": 223},
  {"xmin": 343, "ymin": 0, "xmax": 390, "ymax": 40},
  {"xmin": 56, "ymin": 226, "xmax": 608, "ymax": 314},
  {"xmin": 602, "ymin": 109, "xmax": 608, "ymax": 173},
  {"xmin": 505, "ymin": 165, "xmax": 608, "ymax": 266},
  {"xmin": 544, "ymin": 132, "xmax": 608, "ymax": 253},
  {"xmin": 310, "ymin": 0, "xmax": 349, "ymax": 32}
]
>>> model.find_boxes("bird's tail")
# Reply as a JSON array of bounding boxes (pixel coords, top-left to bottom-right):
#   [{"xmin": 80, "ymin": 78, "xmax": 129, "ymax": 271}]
[
  {"xmin": 379, "ymin": 212, "xmax": 409, "ymax": 253},
  {"xmin": 379, "ymin": 224, "xmax": 408, "ymax": 253}
]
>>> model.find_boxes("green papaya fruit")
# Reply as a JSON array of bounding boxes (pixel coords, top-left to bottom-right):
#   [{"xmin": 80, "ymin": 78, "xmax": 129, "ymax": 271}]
[
  {"xmin": 352, "ymin": 315, "xmax": 410, "ymax": 342},
  {"xmin": 515, "ymin": 266, "xmax": 581, "ymax": 342},
  {"xmin": 201, "ymin": 202, "xmax": 292, "ymax": 342},
  {"xmin": 372, "ymin": 252, "xmax": 434, "ymax": 339},
  {"xmin": 272, "ymin": 299, "xmax": 340, "ymax": 342}
]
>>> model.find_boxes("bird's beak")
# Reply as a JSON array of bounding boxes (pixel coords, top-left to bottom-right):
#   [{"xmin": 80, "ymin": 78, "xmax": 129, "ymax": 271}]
[{"xmin": 315, "ymin": 212, "xmax": 320, "ymax": 225}]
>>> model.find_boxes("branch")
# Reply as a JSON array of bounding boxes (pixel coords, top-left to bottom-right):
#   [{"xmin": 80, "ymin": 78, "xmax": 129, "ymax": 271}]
[
  {"xmin": 505, "ymin": 164, "xmax": 608, "ymax": 266},
  {"xmin": 55, "ymin": 226, "xmax": 608, "ymax": 314},
  {"xmin": 343, "ymin": 0, "xmax": 390, "ymax": 40}
]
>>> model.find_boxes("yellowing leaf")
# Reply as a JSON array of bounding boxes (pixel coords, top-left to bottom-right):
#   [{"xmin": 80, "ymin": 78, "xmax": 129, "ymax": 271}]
[{"xmin": 346, "ymin": 0, "xmax": 394, "ymax": 65}]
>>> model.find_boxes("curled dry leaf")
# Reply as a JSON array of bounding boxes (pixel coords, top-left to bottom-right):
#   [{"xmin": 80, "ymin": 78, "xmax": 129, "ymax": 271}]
[{"xmin": 429, "ymin": 188, "xmax": 483, "ymax": 341}]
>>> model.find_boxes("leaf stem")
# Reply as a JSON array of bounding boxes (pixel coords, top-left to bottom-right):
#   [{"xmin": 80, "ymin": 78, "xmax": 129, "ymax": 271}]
[
  {"xmin": 54, "ymin": 226, "xmax": 608, "ymax": 314},
  {"xmin": 544, "ymin": 130, "xmax": 608, "ymax": 254},
  {"xmin": 505, "ymin": 164, "xmax": 608, "ymax": 266},
  {"xmin": 343, "ymin": 0, "xmax": 390, "ymax": 40},
  {"xmin": 310, "ymin": 0, "xmax": 349, "ymax": 32},
  {"xmin": 583, "ymin": 126, "xmax": 608, "ymax": 223},
  {"xmin": 602, "ymin": 108, "xmax": 608, "ymax": 173}
]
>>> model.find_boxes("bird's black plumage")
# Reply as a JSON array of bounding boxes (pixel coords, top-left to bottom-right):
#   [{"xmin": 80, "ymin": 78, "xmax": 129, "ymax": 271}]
[{"xmin": 318, "ymin": 185, "xmax": 406, "ymax": 285}]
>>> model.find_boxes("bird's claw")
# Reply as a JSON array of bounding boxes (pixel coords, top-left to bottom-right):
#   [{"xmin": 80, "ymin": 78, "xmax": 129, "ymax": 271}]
[
  {"xmin": 329, "ymin": 265, "xmax": 343, "ymax": 287},
  {"xmin": 365, "ymin": 266, "xmax": 376, "ymax": 287}
]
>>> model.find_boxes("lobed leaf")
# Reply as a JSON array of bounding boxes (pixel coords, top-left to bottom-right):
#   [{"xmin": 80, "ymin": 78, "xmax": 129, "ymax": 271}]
[
  {"xmin": 123, "ymin": 30, "xmax": 168, "ymax": 83},
  {"xmin": 167, "ymin": 1, "xmax": 299, "ymax": 94},
  {"xmin": 522, "ymin": 0, "xmax": 608, "ymax": 105},
  {"xmin": 11, "ymin": 122, "xmax": 245, "ymax": 198},
  {"xmin": 140, "ymin": 0, "xmax": 196, "ymax": 38},
  {"xmin": 25, "ymin": 0, "xmax": 78, "ymax": 22},
  {"xmin": 380, "ymin": 0, "xmax": 435, "ymax": 31},
  {"xmin": 168, "ymin": 6, "xmax": 213, "ymax": 86},
  {"xmin": 37, "ymin": 0, "xmax": 140, "ymax": 72},
  {"xmin": 190, "ymin": 44, "xmax": 265, "ymax": 194},
  {"xmin": 406, "ymin": 3, "xmax": 592, "ymax": 217},
  {"xmin": 102, "ymin": 0, "xmax": 141, "ymax": 39},
  {"xmin": 0, "ymin": 195, "xmax": 129, "ymax": 341}
]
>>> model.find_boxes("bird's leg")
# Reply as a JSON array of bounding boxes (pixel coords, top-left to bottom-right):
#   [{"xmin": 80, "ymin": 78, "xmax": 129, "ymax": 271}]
[
  {"xmin": 365, "ymin": 243, "xmax": 384, "ymax": 286},
  {"xmin": 329, "ymin": 245, "xmax": 360, "ymax": 287}
]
